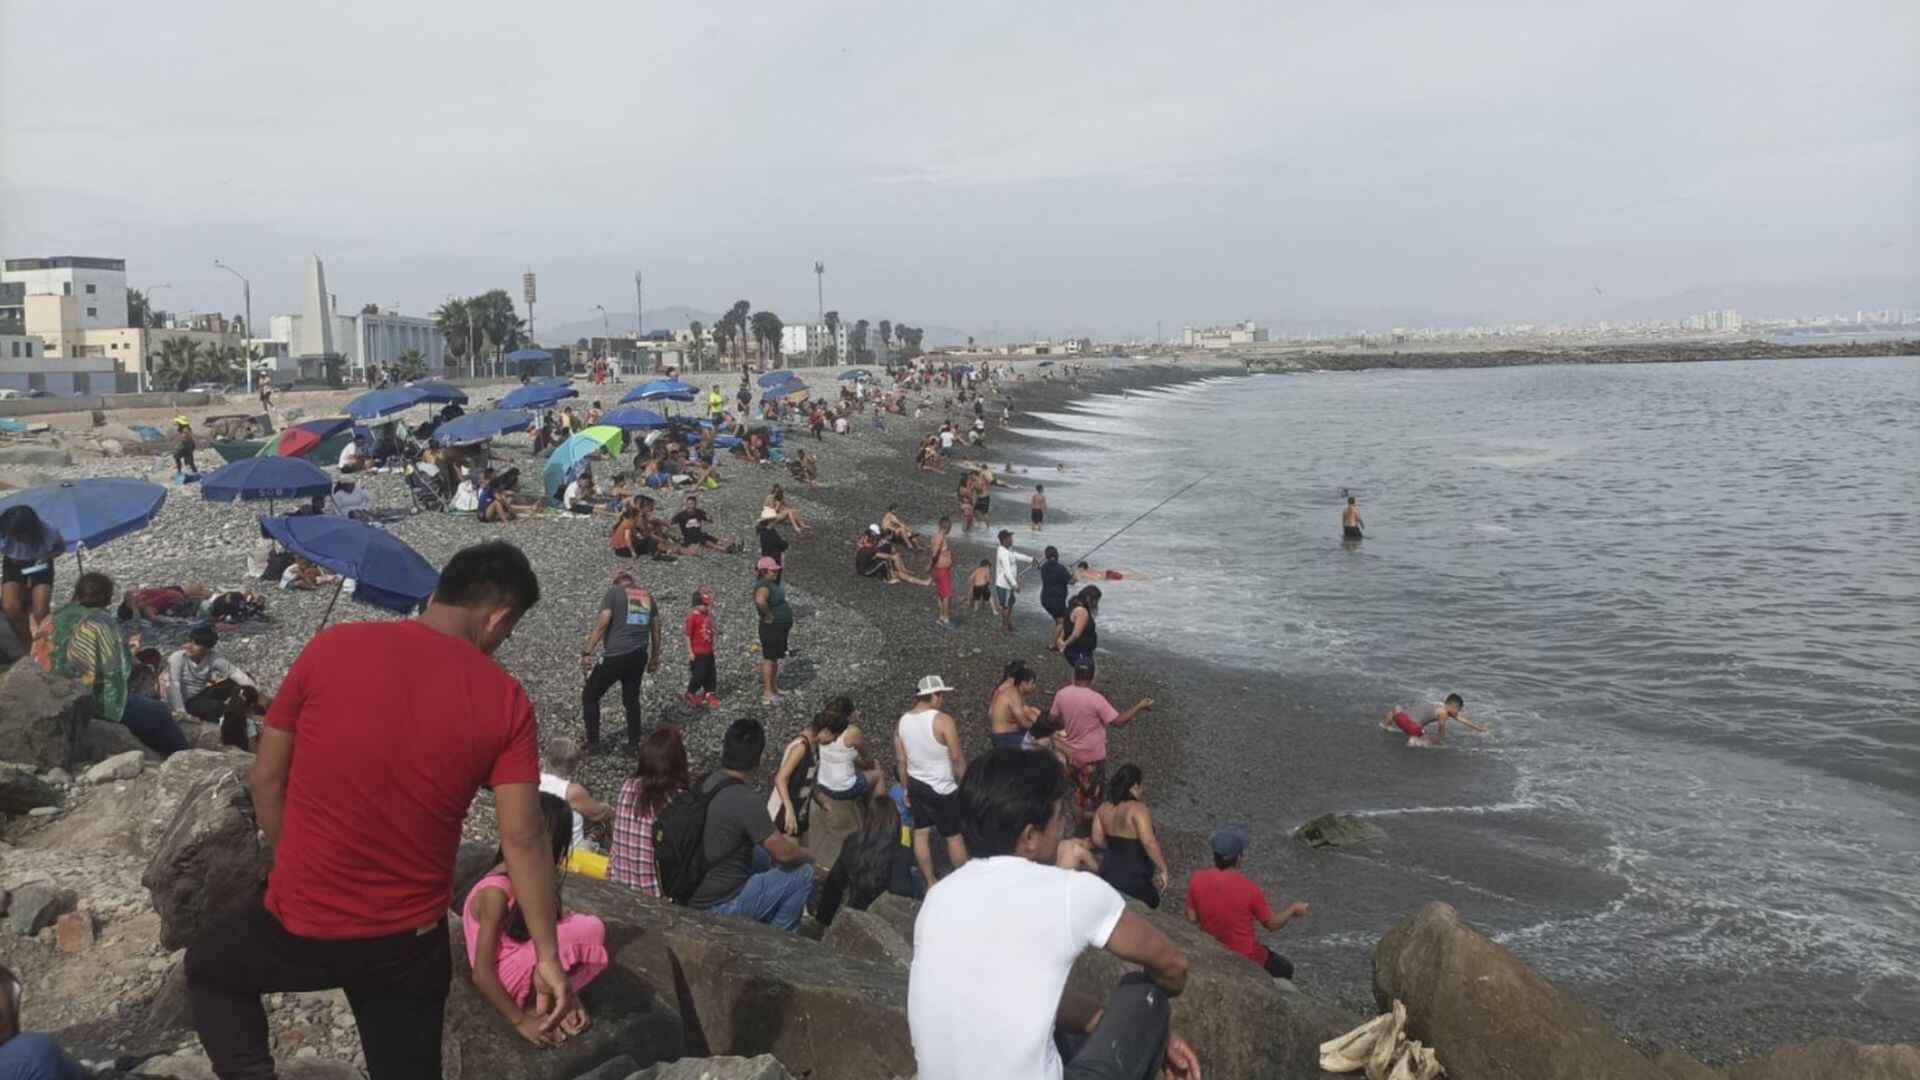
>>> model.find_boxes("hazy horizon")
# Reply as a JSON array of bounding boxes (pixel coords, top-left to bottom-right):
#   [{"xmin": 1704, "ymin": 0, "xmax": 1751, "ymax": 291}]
[{"xmin": 3, "ymin": 0, "xmax": 1916, "ymax": 341}]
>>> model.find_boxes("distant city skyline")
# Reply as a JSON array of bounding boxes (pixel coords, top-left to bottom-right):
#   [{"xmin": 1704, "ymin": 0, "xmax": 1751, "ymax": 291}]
[{"xmin": 3, "ymin": 1, "xmax": 1916, "ymax": 342}]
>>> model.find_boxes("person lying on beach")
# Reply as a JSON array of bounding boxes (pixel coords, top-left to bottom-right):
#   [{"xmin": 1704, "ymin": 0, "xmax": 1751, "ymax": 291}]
[
  {"xmin": 966, "ymin": 559, "xmax": 994, "ymax": 612},
  {"xmin": 1383, "ymin": 693, "xmax": 1486, "ymax": 746},
  {"xmin": 330, "ymin": 480, "xmax": 375, "ymax": 521},
  {"xmin": 1074, "ymin": 561, "xmax": 1148, "ymax": 582},
  {"xmin": 856, "ymin": 529, "xmax": 932, "ymax": 586},
  {"xmin": 119, "ymin": 584, "xmax": 215, "ymax": 624},
  {"xmin": 279, "ymin": 557, "xmax": 339, "ymax": 593}
]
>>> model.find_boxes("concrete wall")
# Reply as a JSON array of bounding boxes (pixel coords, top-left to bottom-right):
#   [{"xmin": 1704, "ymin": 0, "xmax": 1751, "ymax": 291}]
[{"xmin": 0, "ymin": 390, "xmax": 210, "ymax": 418}]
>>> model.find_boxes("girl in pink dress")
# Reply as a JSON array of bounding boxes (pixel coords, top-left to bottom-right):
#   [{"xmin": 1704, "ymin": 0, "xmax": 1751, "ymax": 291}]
[{"xmin": 462, "ymin": 792, "xmax": 610, "ymax": 1046}]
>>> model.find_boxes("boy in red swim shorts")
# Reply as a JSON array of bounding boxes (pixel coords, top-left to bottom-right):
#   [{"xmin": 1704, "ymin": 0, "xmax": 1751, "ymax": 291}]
[{"xmin": 1383, "ymin": 693, "xmax": 1487, "ymax": 746}]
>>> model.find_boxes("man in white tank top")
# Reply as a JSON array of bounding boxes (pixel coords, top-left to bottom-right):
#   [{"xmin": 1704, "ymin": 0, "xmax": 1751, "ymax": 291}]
[{"xmin": 893, "ymin": 675, "xmax": 970, "ymax": 886}]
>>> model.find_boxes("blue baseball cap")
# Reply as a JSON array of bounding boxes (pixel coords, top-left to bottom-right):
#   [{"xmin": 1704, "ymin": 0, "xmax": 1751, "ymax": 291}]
[{"xmin": 1210, "ymin": 828, "xmax": 1251, "ymax": 860}]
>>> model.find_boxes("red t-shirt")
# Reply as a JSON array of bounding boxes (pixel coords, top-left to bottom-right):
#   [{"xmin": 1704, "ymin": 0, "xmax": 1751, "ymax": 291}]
[
  {"xmin": 263, "ymin": 620, "xmax": 539, "ymax": 939},
  {"xmin": 1184, "ymin": 867, "xmax": 1275, "ymax": 965},
  {"xmin": 685, "ymin": 609, "xmax": 714, "ymax": 655}
]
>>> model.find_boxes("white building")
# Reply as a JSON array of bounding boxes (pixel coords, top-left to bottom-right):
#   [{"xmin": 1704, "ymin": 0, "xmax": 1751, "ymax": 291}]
[
  {"xmin": 1180, "ymin": 321, "xmax": 1268, "ymax": 349},
  {"xmin": 267, "ymin": 311, "xmax": 446, "ymax": 376},
  {"xmin": 780, "ymin": 322, "xmax": 851, "ymax": 361},
  {"xmin": 1, "ymin": 256, "xmax": 129, "ymax": 332}
]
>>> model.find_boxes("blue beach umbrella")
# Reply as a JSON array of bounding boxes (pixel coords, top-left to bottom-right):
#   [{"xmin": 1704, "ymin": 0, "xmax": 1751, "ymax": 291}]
[
  {"xmin": 407, "ymin": 380, "xmax": 469, "ymax": 405},
  {"xmin": 756, "ymin": 371, "xmax": 799, "ymax": 387},
  {"xmin": 624, "ymin": 379, "xmax": 698, "ymax": 403},
  {"xmin": 344, "ymin": 385, "xmax": 430, "ymax": 420},
  {"xmin": 201, "ymin": 456, "xmax": 333, "ymax": 504},
  {"xmin": 432, "ymin": 409, "xmax": 534, "ymax": 446},
  {"xmin": 761, "ymin": 379, "xmax": 809, "ymax": 402},
  {"xmin": 837, "ymin": 369, "xmax": 872, "ymax": 381},
  {"xmin": 595, "ymin": 406, "xmax": 669, "ymax": 431},
  {"xmin": 0, "ymin": 478, "xmax": 167, "ymax": 569},
  {"xmin": 259, "ymin": 514, "xmax": 438, "ymax": 623},
  {"xmin": 500, "ymin": 382, "xmax": 580, "ymax": 410}
]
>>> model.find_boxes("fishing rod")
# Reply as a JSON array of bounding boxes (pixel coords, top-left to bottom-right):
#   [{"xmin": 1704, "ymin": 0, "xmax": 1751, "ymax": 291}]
[{"xmin": 1022, "ymin": 470, "xmax": 1215, "ymax": 576}]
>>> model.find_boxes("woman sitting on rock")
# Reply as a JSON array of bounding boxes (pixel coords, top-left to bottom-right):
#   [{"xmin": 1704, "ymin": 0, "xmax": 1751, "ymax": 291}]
[
  {"xmin": 606, "ymin": 726, "xmax": 689, "ymax": 898},
  {"xmin": 812, "ymin": 785, "xmax": 923, "ymax": 927},
  {"xmin": 1090, "ymin": 764, "xmax": 1170, "ymax": 909},
  {"xmin": 462, "ymin": 793, "xmax": 605, "ymax": 1046},
  {"xmin": 52, "ymin": 571, "xmax": 191, "ymax": 757}
]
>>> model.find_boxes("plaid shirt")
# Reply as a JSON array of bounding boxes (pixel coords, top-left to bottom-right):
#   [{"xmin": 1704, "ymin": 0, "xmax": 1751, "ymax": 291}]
[{"xmin": 607, "ymin": 777, "xmax": 663, "ymax": 897}]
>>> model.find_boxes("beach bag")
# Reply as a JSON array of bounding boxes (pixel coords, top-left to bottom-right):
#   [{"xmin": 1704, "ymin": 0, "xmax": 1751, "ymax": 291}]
[
  {"xmin": 652, "ymin": 774, "xmax": 742, "ymax": 905},
  {"xmin": 209, "ymin": 591, "xmax": 267, "ymax": 624}
]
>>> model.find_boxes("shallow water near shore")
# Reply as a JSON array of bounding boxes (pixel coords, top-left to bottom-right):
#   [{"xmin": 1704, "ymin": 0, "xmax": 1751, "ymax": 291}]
[{"xmin": 1011, "ymin": 356, "xmax": 1920, "ymax": 1053}]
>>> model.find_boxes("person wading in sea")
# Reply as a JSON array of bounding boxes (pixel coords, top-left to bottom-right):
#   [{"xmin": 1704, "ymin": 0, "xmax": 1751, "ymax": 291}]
[{"xmin": 1343, "ymin": 494, "xmax": 1364, "ymax": 541}]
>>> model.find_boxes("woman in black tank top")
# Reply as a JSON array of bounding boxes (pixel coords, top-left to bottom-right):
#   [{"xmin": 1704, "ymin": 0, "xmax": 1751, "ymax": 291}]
[
  {"xmin": 1062, "ymin": 586, "xmax": 1101, "ymax": 668},
  {"xmin": 1092, "ymin": 764, "xmax": 1169, "ymax": 908}
]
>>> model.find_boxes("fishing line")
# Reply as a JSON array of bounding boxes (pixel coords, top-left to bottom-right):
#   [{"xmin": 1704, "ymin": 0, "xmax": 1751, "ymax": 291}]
[{"xmin": 1033, "ymin": 470, "xmax": 1216, "ymax": 575}]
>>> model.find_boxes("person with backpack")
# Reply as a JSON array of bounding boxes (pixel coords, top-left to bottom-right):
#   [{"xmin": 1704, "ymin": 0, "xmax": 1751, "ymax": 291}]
[{"xmin": 662, "ymin": 718, "xmax": 813, "ymax": 931}]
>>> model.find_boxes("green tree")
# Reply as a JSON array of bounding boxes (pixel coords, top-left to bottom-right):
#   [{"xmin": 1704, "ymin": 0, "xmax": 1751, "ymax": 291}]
[
  {"xmin": 152, "ymin": 337, "xmax": 204, "ymax": 391},
  {"xmin": 203, "ymin": 345, "xmax": 242, "ymax": 386},
  {"xmin": 688, "ymin": 320, "xmax": 709, "ymax": 371},
  {"xmin": 750, "ymin": 311, "xmax": 784, "ymax": 369},
  {"xmin": 897, "ymin": 325, "xmax": 926, "ymax": 360},
  {"xmin": 360, "ymin": 302, "xmax": 380, "ymax": 315},
  {"xmin": 726, "ymin": 300, "xmax": 752, "ymax": 363},
  {"xmin": 823, "ymin": 310, "xmax": 841, "ymax": 364},
  {"xmin": 878, "ymin": 319, "xmax": 893, "ymax": 356},
  {"xmin": 127, "ymin": 289, "xmax": 152, "ymax": 329},
  {"xmin": 851, "ymin": 319, "xmax": 871, "ymax": 365},
  {"xmin": 392, "ymin": 348, "xmax": 427, "ymax": 381}
]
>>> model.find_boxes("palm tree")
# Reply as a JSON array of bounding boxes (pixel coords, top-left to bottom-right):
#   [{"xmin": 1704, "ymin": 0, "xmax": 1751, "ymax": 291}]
[
  {"xmin": 824, "ymin": 310, "xmax": 841, "ymax": 364},
  {"xmin": 393, "ymin": 348, "xmax": 427, "ymax": 382},
  {"xmin": 434, "ymin": 298, "xmax": 476, "ymax": 372},
  {"xmin": 688, "ymin": 320, "xmax": 708, "ymax": 371},
  {"xmin": 851, "ymin": 320, "xmax": 871, "ymax": 365},
  {"xmin": 152, "ymin": 336, "xmax": 204, "ymax": 391},
  {"xmin": 727, "ymin": 301, "xmax": 752, "ymax": 364},
  {"xmin": 127, "ymin": 289, "xmax": 151, "ymax": 329},
  {"xmin": 750, "ymin": 311, "xmax": 784, "ymax": 369},
  {"xmin": 897, "ymin": 325, "xmax": 925, "ymax": 360},
  {"xmin": 878, "ymin": 320, "xmax": 893, "ymax": 357},
  {"xmin": 202, "ymin": 345, "xmax": 242, "ymax": 387}
]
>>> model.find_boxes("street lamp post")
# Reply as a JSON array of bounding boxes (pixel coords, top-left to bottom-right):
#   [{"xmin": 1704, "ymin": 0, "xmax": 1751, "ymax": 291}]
[
  {"xmin": 212, "ymin": 260, "xmax": 253, "ymax": 393},
  {"xmin": 814, "ymin": 261, "xmax": 826, "ymax": 363}
]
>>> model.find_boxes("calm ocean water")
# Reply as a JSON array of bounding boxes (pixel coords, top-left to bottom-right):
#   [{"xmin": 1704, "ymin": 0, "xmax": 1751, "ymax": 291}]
[{"xmin": 1014, "ymin": 355, "xmax": 1920, "ymax": 1034}]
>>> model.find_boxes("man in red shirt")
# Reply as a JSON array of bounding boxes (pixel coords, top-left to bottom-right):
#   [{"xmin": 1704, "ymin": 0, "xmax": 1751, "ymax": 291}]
[
  {"xmin": 184, "ymin": 541, "xmax": 579, "ymax": 1078},
  {"xmin": 1184, "ymin": 828, "xmax": 1310, "ymax": 980}
]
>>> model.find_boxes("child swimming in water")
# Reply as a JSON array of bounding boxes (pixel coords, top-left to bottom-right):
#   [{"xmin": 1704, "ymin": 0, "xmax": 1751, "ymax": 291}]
[{"xmin": 1382, "ymin": 694, "xmax": 1486, "ymax": 747}]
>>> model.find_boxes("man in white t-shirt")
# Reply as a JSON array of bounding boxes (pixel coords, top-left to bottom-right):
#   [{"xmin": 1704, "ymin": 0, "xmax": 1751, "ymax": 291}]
[
  {"xmin": 993, "ymin": 530, "xmax": 1032, "ymax": 633},
  {"xmin": 909, "ymin": 746, "xmax": 1198, "ymax": 1080},
  {"xmin": 337, "ymin": 434, "xmax": 369, "ymax": 474}
]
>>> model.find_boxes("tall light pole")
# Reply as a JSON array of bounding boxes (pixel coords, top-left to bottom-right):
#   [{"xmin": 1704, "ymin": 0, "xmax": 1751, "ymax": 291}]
[
  {"xmin": 633, "ymin": 271, "xmax": 644, "ymax": 338},
  {"xmin": 814, "ymin": 261, "xmax": 826, "ymax": 358},
  {"xmin": 212, "ymin": 260, "xmax": 253, "ymax": 392},
  {"xmin": 593, "ymin": 304, "xmax": 611, "ymax": 363}
]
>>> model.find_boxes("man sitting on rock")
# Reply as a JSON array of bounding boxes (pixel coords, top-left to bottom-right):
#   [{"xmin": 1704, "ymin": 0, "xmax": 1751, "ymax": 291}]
[
  {"xmin": 1184, "ymin": 827, "xmax": 1309, "ymax": 981},
  {"xmin": 686, "ymin": 718, "xmax": 815, "ymax": 932},
  {"xmin": 908, "ymin": 746, "xmax": 1201, "ymax": 1080}
]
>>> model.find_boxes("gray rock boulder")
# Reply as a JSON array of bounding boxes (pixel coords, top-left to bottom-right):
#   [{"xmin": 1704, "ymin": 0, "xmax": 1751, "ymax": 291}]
[
  {"xmin": 20, "ymin": 748, "xmax": 245, "ymax": 860},
  {"xmin": 630, "ymin": 1055, "xmax": 795, "ymax": 1080},
  {"xmin": 441, "ymin": 915, "xmax": 685, "ymax": 1080},
  {"xmin": 0, "ymin": 763, "xmax": 58, "ymax": 813},
  {"xmin": 1069, "ymin": 897, "xmax": 1357, "ymax": 1080},
  {"xmin": 865, "ymin": 892, "xmax": 920, "ymax": 946},
  {"xmin": 82, "ymin": 717, "xmax": 156, "ymax": 764},
  {"xmin": 8, "ymin": 882, "xmax": 76, "ymax": 936},
  {"xmin": 136, "ymin": 1052, "xmax": 365, "ymax": 1079},
  {"xmin": 565, "ymin": 877, "xmax": 915, "ymax": 1078},
  {"xmin": 141, "ymin": 762, "xmax": 268, "ymax": 949},
  {"xmin": 1373, "ymin": 901, "xmax": 1671, "ymax": 1080},
  {"xmin": 82, "ymin": 748, "xmax": 146, "ymax": 784},
  {"xmin": 1293, "ymin": 812, "xmax": 1385, "ymax": 849},
  {"xmin": 820, "ymin": 905, "xmax": 912, "ymax": 969},
  {"xmin": 0, "ymin": 664, "xmax": 93, "ymax": 769},
  {"xmin": 1726, "ymin": 1037, "xmax": 1920, "ymax": 1080}
]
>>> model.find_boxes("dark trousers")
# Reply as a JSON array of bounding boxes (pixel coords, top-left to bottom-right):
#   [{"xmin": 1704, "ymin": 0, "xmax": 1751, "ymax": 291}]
[
  {"xmin": 583, "ymin": 648, "xmax": 647, "ymax": 746},
  {"xmin": 1262, "ymin": 947, "xmax": 1295, "ymax": 980},
  {"xmin": 185, "ymin": 890, "xmax": 451, "ymax": 1080},
  {"xmin": 1055, "ymin": 973, "xmax": 1172, "ymax": 1080},
  {"xmin": 122, "ymin": 694, "xmax": 190, "ymax": 756},
  {"xmin": 687, "ymin": 652, "xmax": 716, "ymax": 695}
]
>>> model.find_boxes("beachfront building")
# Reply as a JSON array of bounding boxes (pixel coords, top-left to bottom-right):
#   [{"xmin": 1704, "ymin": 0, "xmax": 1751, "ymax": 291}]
[
  {"xmin": 0, "ymin": 282, "xmax": 23, "ymax": 335},
  {"xmin": 1, "ymin": 256, "xmax": 128, "ymax": 333},
  {"xmin": 18, "ymin": 294, "xmax": 234, "ymax": 392},
  {"xmin": 268, "ymin": 309, "xmax": 446, "ymax": 379},
  {"xmin": 1180, "ymin": 321, "xmax": 1268, "ymax": 349},
  {"xmin": 780, "ymin": 322, "xmax": 850, "ymax": 361}
]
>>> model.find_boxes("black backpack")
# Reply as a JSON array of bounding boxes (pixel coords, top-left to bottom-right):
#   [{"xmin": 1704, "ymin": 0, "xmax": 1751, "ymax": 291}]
[{"xmin": 653, "ymin": 773, "xmax": 744, "ymax": 905}]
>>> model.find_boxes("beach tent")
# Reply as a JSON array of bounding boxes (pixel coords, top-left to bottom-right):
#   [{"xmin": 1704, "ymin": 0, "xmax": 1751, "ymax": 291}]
[
  {"xmin": 431, "ymin": 409, "xmax": 534, "ymax": 446},
  {"xmin": 344, "ymin": 385, "xmax": 430, "ymax": 420},
  {"xmin": 0, "ymin": 478, "xmax": 167, "ymax": 571},
  {"xmin": 260, "ymin": 514, "xmax": 438, "ymax": 624},
  {"xmin": 500, "ymin": 381, "xmax": 580, "ymax": 410},
  {"xmin": 503, "ymin": 348, "xmax": 558, "ymax": 376},
  {"xmin": 407, "ymin": 380, "xmax": 469, "ymax": 405},
  {"xmin": 201, "ymin": 457, "xmax": 333, "ymax": 509},
  {"xmin": 542, "ymin": 425, "xmax": 625, "ymax": 500},
  {"xmin": 256, "ymin": 416, "xmax": 354, "ymax": 459}
]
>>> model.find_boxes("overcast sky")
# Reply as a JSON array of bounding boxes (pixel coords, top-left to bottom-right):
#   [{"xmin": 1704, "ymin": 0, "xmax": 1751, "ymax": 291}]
[{"xmin": 3, "ymin": 0, "xmax": 1916, "ymax": 340}]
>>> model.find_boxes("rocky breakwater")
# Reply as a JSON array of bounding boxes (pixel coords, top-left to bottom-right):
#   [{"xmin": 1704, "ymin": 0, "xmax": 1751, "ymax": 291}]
[{"xmin": 1373, "ymin": 901, "xmax": 1920, "ymax": 1080}]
